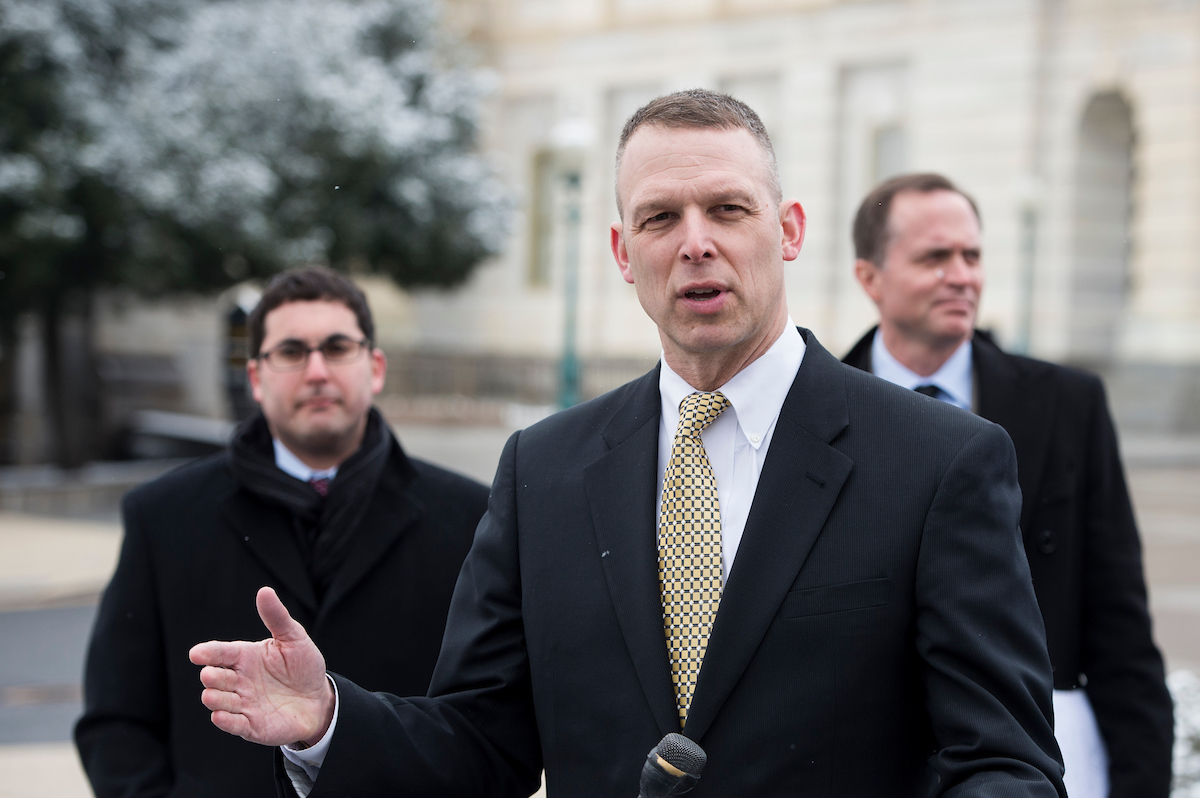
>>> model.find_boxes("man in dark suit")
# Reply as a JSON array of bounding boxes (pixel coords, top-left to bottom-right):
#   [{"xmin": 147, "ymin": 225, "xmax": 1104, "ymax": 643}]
[
  {"xmin": 843, "ymin": 173, "xmax": 1173, "ymax": 798},
  {"xmin": 75, "ymin": 267, "xmax": 489, "ymax": 798},
  {"xmin": 191, "ymin": 91, "xmax": 1065, "ymax": 796}
]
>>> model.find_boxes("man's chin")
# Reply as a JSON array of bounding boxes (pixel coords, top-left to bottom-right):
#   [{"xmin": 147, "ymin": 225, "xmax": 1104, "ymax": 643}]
[{"xmin": 283, "ymin": 424, "xmax": 356, "ymax": 459}]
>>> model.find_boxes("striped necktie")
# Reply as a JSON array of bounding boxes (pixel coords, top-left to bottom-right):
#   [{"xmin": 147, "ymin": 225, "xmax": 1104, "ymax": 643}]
[{"xmin": 658, "ymin": 391, "xmax": 731, "ymax": 727}]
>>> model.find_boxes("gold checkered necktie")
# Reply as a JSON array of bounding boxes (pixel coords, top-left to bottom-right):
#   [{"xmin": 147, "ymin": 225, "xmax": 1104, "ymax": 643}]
[{"xmin": 659, "ymin": 390, "xmax": 731, "ymax": 727}]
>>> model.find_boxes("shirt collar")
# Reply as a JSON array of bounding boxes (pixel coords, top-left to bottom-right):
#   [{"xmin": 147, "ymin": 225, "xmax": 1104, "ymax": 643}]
[
  {"xmin": 659, "ymin": 320, "xmax": 806, "ymax": 449},
  {"xmin": 272, "ymin": 438, "xmax": 339, "ymax": 483},
  {"xmin": 871, "ymin": 329, "xmax": 973, "ymax": 411}
]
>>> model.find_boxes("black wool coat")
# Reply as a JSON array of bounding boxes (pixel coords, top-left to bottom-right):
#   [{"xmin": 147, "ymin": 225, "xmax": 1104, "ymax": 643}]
[
  {"xmin": 844, "ymin": 327, "xmax": 1174, "ymax": 798},
  {"xmin": 75, "ymin": 434, "xmax": 488, "ymax": 798},
  {"xmin": 288, "ymin": 331, "xmax": 1064, "ymax": 798}
]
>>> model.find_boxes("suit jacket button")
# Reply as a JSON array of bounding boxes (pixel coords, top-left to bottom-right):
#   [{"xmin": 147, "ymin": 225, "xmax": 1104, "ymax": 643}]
[{"xmin": 1038, "ymin": 529, "xmax": 1057, "ymax": 554}]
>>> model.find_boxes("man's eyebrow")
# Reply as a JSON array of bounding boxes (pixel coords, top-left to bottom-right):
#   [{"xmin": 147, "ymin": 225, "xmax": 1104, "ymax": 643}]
[
  {"xmin": 628, "ymin": 187, "xmax": 759, "ymax": 220},
  {"xmin": 918, "ymin": 245, "xmax": 981, "ymax": 259},
  {"xmin": 269, "ymin": 333, "xmax": 355, "ymax": 348}
]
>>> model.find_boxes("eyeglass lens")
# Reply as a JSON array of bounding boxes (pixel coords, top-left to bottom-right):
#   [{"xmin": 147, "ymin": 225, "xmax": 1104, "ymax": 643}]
[{"xmin": 265, "ymin": 337, "xmax": 365, "ymax": 370}]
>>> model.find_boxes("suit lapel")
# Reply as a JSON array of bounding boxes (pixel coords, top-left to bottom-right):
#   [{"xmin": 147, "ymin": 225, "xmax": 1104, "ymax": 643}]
[
  {"xmin": 583, "ymin": 368, "xmax": 680, "ymax": 738},
  {"xmin": 317, "ymin": 442, "xmax": 419, "ymax": 623},
  {"xmin": 685, "ymin": 333, "xmax": 854, "ymax": 741},
  {"xmin": 973, "ymin": 333, "xmax": 1056, "ymax": 531},
  {"xmin": 221, "ymin": 491, "xmax": 318, "ymax": 615}
]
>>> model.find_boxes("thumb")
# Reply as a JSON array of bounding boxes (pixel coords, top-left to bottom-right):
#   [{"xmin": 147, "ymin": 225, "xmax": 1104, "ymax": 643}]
[{"xmin": 256, "ymin": 586, "xmax": 306, "ymax": 644}]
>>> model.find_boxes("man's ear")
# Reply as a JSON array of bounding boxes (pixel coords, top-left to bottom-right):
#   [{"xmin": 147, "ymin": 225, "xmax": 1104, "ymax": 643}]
[
  {"xmin": 854, "ymin": 258, "xmax": 885, "ymax": 304},
  {"xmin": 780, "ymin": 200, "xmax": 806, "ymax": 261},
  {"xmin": 611, "ymin": 223, "xmax": 634, "ymax": 284},
  {"xmin": 369, "ymin": 348, "xmax": 387, "ymax": 395},
  {"xmin": 247, "ymin": 358, "xmax": 264, "ymax": 404}
]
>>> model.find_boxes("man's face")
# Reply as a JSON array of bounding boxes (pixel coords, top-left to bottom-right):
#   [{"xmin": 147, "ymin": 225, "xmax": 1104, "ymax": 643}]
[
  {"xmin": 856, "ymin": 189, "xmax": 983, "ymax": 349},
  {"xmin": 247, "ymin": 299, "xmax": 385, "ymax": 464},
  {"xmin": 610, "ymin": 125, "xmax": 805, "ymax": 365}
]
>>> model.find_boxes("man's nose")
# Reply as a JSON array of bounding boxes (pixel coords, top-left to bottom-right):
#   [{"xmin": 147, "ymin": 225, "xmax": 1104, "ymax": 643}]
[
  {"xmin": 679, "ymin": 210, "xmax": 715, "ymax": 263},
  {"xmin": 303, "ymin": 349, "xmax": 331, "ymax": 380},
  {"xmin": 943, "ymin": 253, "xmax": 975, "ymax": 285}
]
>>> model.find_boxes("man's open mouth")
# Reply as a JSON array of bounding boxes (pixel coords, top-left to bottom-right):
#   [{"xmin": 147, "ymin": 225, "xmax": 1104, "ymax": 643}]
[{"xmin": 685, "ymin": 288, "xmax": 721, "ymax": 301}]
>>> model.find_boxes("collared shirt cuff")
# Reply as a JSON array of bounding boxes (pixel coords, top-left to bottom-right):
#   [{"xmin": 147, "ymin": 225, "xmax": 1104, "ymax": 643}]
[{"xmin": 280, "ymin": 675, "xmax": 339, "ymax": 789}]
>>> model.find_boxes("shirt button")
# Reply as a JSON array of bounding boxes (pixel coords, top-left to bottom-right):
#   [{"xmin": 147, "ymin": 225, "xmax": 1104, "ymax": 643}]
[{"xmin": 750, "ymin": 433, "xmax": 761, "ymax": 443}]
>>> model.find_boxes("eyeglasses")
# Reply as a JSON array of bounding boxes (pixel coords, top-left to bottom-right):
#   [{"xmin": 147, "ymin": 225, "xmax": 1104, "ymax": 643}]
[{"xmin": 255, "ymin": 336, "xmax": 371, "ymax": 372}]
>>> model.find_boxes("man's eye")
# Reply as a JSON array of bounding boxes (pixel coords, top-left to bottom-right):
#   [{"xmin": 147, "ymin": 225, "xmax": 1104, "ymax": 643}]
[
  {"xmin": 646, "ymin": 212, "xmax": 672, "ymax": 224},
  {"xmin": 275, "ymin": 345, "xmax": 307, "ymax": 361},
  {"xmin": 323, "ymin": 340, "xmax": 354, "ymax": 358}
]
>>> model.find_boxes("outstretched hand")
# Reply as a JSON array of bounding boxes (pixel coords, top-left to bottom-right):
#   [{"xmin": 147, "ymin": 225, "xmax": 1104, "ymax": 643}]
[{"xmin": 189, "ymin": 586, "xmax": 335, "ymax": 747}]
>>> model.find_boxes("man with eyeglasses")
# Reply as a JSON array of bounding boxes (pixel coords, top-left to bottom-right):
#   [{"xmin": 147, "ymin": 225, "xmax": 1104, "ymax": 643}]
[{"xmin": 76, "ymin": 266, "xmax": 490, "ymax": 798}]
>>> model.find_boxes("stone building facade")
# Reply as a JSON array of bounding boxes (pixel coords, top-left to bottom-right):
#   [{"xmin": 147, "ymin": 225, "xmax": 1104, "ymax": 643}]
[
  {"xmin": 13, "ymin": 0, "xmax": 1199, "ymax": 465},
  {"xmin": 418, "ymin": 0, "xmax": 1200, "ymax": 429}
]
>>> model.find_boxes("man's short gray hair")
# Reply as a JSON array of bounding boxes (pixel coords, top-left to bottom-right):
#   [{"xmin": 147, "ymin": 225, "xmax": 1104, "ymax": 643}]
[{"xmin": 615, "ymin": 89, "xmax": 781, "ymax": 219}]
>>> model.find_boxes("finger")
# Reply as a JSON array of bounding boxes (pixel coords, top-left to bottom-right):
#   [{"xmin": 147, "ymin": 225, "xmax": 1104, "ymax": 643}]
[
  {"xmin": 201, "ymin": 687, "xmax": 242, "ymax": 714},
  {"xmin": 190, "ymin": 640, "xmax": 245, "ymax": 668},
  {"xmin": 199, "ymin": 665, "xmax": 240, "ymax": 691},
  {"xmin": 256, "ymin": 586, "xmax": 308, "ymax": 645},
  {"xmin": 211, "ymin": 709, "xmax": 251, "ymax": 739}
]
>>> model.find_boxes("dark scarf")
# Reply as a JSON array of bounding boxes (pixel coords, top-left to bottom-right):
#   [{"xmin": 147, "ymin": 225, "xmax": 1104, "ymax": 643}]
[{"xmin": 229, "ymin": 407, "xmax": 392, "ymax": 602}]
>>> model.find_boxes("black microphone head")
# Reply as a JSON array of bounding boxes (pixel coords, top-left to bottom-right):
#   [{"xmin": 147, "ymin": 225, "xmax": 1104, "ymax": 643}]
[{"xmin": 656, "ymin": 733, "xmax": 706, "ymax": 778}]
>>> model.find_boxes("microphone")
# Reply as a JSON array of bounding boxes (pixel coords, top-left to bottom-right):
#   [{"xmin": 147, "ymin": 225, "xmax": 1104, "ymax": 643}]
[{"xmin": 637, "ymin": 732, "xmax": 706, "ymax": 798}]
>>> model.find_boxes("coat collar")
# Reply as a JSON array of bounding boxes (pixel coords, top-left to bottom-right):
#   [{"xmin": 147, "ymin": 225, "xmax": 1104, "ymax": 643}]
[
  {"xmin": 222, "ymin": 439, "xmax": 420, "ymax": 621},
  {"xmin": 316, "ymin": 439, "xmax": 419, "ymax": 623},
  {"xmin": 971, "ymin": 331, "xmax": 1057, "ymax": 530},
  {"xmin": 842, "ymin": 326, "xmax": 876, "ymax": 373},
  {"xmin": 845, "ymin": 326, "xmax": 1057, "ymax": 531}
]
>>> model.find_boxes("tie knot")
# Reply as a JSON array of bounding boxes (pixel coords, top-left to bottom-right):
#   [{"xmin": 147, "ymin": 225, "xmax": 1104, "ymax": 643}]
[
  {"xmin": 677, "ymin": 391, "xmax": 731, "ymax": 437},
  {"xmin": 914, "ymin": 384, "xmax": 942, "ymax": 399},
  {"xmin": 309, "ymin": 477, "xmax": 330, "ymax": 497}
]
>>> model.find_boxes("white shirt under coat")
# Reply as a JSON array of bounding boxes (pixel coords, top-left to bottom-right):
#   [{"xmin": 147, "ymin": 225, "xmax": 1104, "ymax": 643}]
[
  {"xmin": 657, "ymin": 321, "xmax": 806, "ymax": 579},
  {"xmin": 870, "ymin": 328, "xmax": 973, "ymax": 411}
]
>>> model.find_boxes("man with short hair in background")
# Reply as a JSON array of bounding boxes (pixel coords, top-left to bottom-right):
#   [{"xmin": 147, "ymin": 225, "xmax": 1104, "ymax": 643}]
[
  {"xmin": 76, "ymin": 266, "xmax": 489, "ymax": 798},
  {"xmin": 844, "ymin": 173, "xmax": 1174, "ymax": 798}
]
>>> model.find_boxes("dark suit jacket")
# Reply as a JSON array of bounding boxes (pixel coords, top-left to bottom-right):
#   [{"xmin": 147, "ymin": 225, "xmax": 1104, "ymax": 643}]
[
  {"xmin": 75, "ymin": 433, "xmax": 488, "ymax": 798},
  {"xmin": 296, "ymin": 331, "xmax": 1064, "ymax": 798},
  {"xmin": 844, "ymin": 327, "xmax": 1174, "ymax": 797}
]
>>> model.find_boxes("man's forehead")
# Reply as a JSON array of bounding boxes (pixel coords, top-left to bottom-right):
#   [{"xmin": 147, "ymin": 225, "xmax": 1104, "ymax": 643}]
[
  {"xmin": 618, "ymin": 125, "xmax": 772, "ymax": 205},
  {"xmin": 889, "ymin": 190, "xmax": 980, "ymax": 238},
  {"xmin": 262, "ymin": 299, "xmax": 362, "ymax": 340}
]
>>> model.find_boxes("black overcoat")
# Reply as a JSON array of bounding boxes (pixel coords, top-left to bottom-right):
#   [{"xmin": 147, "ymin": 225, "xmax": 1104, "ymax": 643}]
[
  {"xmin": 844, "ymin": 327, "xmax": 1174, "ymax": 797},
  {"xmin": 76, "ymin": 434, "xmax": 488, "ymax": 798}
]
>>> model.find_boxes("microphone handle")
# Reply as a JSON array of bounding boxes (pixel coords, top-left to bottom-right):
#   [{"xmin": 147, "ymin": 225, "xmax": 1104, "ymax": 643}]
[{"xmin": 637, "ymin": 752, "xmax": 699, "ymax": 798}]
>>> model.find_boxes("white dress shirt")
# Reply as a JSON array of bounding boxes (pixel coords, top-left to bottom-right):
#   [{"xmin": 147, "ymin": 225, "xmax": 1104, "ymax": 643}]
[
  {"xmin": 273, "ymin": 439, "xmax": 339, "ymax": 483},
  {"xmin": 869, "ymin": 328, "xmax": 1109, "ymax": 797},
  {"xmin": 870, "ymin": 329, "xmax": 973, "ymax": 411},
  {"xmin": 282, "ymin": 322, "xmax": 808, "ymax": 789},
  {"xmin": 657, "ymin": 321, "xmax": 806, "ymax": 579}
]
